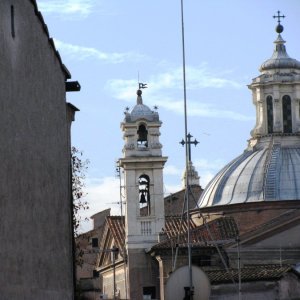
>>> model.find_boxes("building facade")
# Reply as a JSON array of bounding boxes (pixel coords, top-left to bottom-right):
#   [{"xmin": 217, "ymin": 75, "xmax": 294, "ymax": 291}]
[
  {"xmin": 0, "ymin": 1, "xmax": 79, "ymax": 299},
  {"xmin": 81, "ymin": 12, "xmax": 300, "ymax": 300}
]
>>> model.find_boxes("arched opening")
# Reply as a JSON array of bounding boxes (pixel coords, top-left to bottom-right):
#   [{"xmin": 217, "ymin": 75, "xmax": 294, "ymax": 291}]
[
  {"xmin": 139, "ymin": 174, "xmax": 150, "ymax": 216},
  {"xmin": 282, "ymin": 95, "xmax": 292, "ymax": 133},
  {"xmin": 266, "ymin": 96, "xmax": 273, "ymax": 134},
  {"xmin": 137, "ymin": 124, "xmax": 148, "ymax": 148}
]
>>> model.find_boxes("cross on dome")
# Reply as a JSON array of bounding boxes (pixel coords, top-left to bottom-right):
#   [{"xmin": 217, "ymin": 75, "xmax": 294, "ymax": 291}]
[
  {"xmin": 273, "ymin": 10, "xmax": 285, "ymax": 34},
  {"xmin": 273, "ymin": 10, "xmax": 285, "ymax": 24}
]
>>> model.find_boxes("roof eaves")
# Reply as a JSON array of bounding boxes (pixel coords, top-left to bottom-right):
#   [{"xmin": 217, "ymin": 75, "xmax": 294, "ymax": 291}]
[{"xmin": 29, "ymin": 0, "xmax": 72, "ymax": 80}]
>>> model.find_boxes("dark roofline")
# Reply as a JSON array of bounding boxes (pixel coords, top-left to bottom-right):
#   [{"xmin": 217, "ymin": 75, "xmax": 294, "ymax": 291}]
[{"xmin": 29, "ymin": 0, "xmax": 71, "ymax": 80}]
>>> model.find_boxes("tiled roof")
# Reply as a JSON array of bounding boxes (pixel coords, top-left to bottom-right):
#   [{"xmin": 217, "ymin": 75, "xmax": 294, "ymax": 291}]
[
  {"xmin": 164, "ymin": 216, "xmax": 197, "ymax": 239},
  {"xmin": 206, "ymin": 264, "xmax": 292, "ymax": 284},
  {"xmin": 106, "ymin": 216, "xmax": 125, "ymax": 250},
  {"xmin": 101, "ymin": 215, "xmax": 239, "ymax": 252},
  {"xmin": 153, "ymin": 217, "xmax": 239, "ymax": 250}
]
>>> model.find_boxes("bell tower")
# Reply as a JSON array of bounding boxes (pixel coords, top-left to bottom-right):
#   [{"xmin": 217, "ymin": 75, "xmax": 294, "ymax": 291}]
[
  {"xmin": 120, "ymin": 87, "xmax": 167, "ymax": 249},
  {"xmin": 119, "ymin": 87, "xmax": 167, "ymax": 299}
]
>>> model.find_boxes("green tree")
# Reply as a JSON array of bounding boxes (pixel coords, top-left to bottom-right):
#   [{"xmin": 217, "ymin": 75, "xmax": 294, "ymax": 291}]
[{"xmin": 71, "ymin": 146, "xmax": 89, "ymax": 237}]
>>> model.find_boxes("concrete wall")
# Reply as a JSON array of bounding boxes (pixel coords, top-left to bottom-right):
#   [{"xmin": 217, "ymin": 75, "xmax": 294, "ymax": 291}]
[
  {"xmin": 127, "ymin": 249, "xmax": 160, "ymax": 299},
  {"xmin": 210, "ymin": 274, "xmax": 300, "ymax": 300},
  {"xmin": 0, "ymin": 1, "xmax": 74, "ymax": 299}
]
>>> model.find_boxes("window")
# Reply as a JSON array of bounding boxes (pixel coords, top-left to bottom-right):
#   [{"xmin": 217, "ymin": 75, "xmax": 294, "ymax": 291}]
[
  {"xmin": 192, "ymin": 255, "xmax": 211, "ymax": 266},
  {"xmin": 11, "ymin": 6, "xmax": 15, "ymax": 38},
  {"xmin": 93, "ymin": 270, "xmax": 99, "ymax": 278},
  {"xmin": 266, "ymin": 96, "xmax": 273, "ymax": 134},
  {"xmin": 143, "ymin": 286, "xmax": 156, "ymax": 299},
  {"xmin": 139, "ymin": 175, "xmax": 150, "ymax": 215},
  {"xmin": 137, "ymin": 124, "xmax": 148, "ymax": 148},
  {"xmin": 91, "ymin": 238, "xmax": 98, "ymax": 248},
  {"xmin": 282, "ymin": 95, "xmax": 292, "ymax": 133}
]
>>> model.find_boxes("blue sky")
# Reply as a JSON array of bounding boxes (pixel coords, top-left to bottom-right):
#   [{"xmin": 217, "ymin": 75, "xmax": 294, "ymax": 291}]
[{"xmin": 36, "ymin": 0, "xmax": 300, "ymax": 231}]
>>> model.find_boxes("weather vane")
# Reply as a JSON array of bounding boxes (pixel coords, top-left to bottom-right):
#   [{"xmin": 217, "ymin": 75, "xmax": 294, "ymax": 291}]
[
  {"xmin": 273, "ymin": 10, "xmax": 285, "ymax": 24},
  {"xmin": 139, "ymin": 82, "xmax": 148, "ymax": 89}
]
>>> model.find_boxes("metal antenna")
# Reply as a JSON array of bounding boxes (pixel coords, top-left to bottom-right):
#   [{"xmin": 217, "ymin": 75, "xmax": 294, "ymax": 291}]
[
  {"xmin": 180, "ymin": 0, "xmax": 194, "ymax": 298},
  {"xmin": 115, "ymin": 160, "xmax": 124, "ymax": 216}
]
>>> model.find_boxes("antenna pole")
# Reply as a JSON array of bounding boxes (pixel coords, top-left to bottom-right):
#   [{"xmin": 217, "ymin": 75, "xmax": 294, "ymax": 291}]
[
  {"xmin": 116, "ymin": 161, "xmax": 123, "ymax": 216},
  {"xmin": 180, "ymin": 0, "xmax": 193, "ymax": 298}
]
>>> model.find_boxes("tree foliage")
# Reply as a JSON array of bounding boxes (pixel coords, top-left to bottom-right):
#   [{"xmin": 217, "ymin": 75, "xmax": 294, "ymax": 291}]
[{"xmin": 71, "ymin": 146, "xmax": 89, "ymax": 238}]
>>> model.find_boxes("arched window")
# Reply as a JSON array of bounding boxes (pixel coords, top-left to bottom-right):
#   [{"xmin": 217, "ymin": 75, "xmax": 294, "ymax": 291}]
[
  {"xmin": 282, "ymin": 95, "xmax": 292, "ymax": 133},
  {"xmin": 139, "ymin": 174, "xmax": 150, "ymax": 216},
  {"xmin": 137, "ymin": 124, "xmax": 148, "ymax": 148},
  {"xmin": 266, "ymin": 96, "xmax": 273, "ymax": 134}
]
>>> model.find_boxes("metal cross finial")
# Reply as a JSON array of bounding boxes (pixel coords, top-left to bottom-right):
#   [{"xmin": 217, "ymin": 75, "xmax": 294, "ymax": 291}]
[
  {"xmin": 273, "ymin": 10, "xmax": 285, "ymax": 24},
  {"xmin": 180, "ymin": 133, "xmax": 199, "ymax": 162}
]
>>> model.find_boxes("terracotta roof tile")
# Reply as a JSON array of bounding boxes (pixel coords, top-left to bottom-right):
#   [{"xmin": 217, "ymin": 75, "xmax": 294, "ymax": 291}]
[
  {"xmin": 164, "ymin": 216, "xmax": 197, "ymax": 239},
  {"xmin": 153, "ymin": 217, "xmax": 238, "ymax": 250},
  {"xmin": 206, "ymin": 264, "xmax": 292, "ymax": 284},
  {"xmin": 106, "ymin": 216, "xmax": 125, "ymax": 250}
]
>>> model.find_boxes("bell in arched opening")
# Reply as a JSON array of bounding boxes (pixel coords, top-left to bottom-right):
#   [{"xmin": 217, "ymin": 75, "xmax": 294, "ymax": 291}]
[
  {"xmin": 137, "ymin": 124, "xmax": 148, "ymax": 148},
  {"xmin": 139, "ymin": 174, "xmax": 151, "ymax": 215}
]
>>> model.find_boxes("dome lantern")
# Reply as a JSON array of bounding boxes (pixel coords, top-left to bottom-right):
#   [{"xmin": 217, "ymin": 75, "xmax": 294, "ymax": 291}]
[{"xmin": 198, "ymin": 12, "xmax": 300, "ymax": 208}]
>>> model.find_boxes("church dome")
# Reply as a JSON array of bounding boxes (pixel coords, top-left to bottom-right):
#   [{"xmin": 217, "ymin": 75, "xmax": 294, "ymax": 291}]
[
  {"xmin": 198, "ymin": 14, "xmax": 300, "ymax": 208},
  {"xmin": 131, "ymin": 103, "xmax": 154, "ymax": 121},
  {"xmin": 260, "ymin": 34, "xmax": 300, "ymax": 71},
  {"xmin": 260, "ymin": 25, "xmax": 300, "ymax": 71},
  {"xmin": 199, "ymin": 137, "xmax": 300, "ymax": 207},
  {"xmin": 125, "ymin": 89, "xmax": 159, "ymax": 122}
]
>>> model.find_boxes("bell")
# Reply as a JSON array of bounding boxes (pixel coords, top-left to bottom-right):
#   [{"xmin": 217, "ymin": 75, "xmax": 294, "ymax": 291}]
[{"xmin": 140, "ymin": 192, "xmax": 147, "ymax": 204}]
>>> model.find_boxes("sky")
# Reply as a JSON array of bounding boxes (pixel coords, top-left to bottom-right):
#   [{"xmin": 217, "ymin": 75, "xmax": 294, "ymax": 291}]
[{"xmin": 36, "ymin": 0, "xmax": 300, "ymax": 232}]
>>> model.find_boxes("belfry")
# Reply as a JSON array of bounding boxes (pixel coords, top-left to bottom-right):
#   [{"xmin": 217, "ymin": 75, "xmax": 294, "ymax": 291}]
[{"xmin": 119, "ymin": 87, "xmax": 168, "ymax": 298}]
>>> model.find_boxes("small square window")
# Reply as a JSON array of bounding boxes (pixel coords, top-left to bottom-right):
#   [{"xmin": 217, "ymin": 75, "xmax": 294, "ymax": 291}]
[
  {"xmin": 93, "ymin": 270, "xmax": 99, "ymax": 278},
  {"xmin": 92, "ymin": 238, "xmax": 98, "ymax": 248}
]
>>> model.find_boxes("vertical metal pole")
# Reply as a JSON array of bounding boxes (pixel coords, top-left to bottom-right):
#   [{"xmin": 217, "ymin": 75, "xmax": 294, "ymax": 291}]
[
  {"xmin": 113, "ymin": 248, "xmax": 116, "ymax": 300},
  {"xmin": 124, "ymin": 261, "xmax": 128, "ymax": 300},
  {"xmin": 237, "ymin": 237, "xmax": 241, "ymax": 300},
  {"xmin": 116, "ymin": 162, "xmax": 123, "ymax": 217},
  {"xmin": 180, "ymin": 0, "xmax": 193, "ymax": 298},
  {"xmin": 119, "ymin": 166, "xmax": 123, "ymax": 217}
]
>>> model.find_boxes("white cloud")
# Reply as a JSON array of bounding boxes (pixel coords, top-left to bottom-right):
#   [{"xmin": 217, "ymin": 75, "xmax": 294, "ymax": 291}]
[
  {"xmin": 38, "ymin": 0, "xmax": 96, "ymax": 18},
  {"xmin": 157, "ymin": 98, "xmax": 254, "ymax": 121},
  {"xmin": 78, "ymin": 176, "xmax": 122, "ymax": 232},
  {"xmin": 105, "ymin": 68, "xmax": 254, "ymax": 122},
  {"xmin": 194, "ymin": 158, "xmax": 225, "ymax": 171},
  {"xmin": 54, "ymin": 39, "xmax": 146, "ymax": 64},
  {"xmin": 107, "ymin": 65, "xmax": 242, "ymax": 97},
  {"xmin": 151, "ymin": 65, "xmax": 242, "ymax": 90},
  {"xmin": 164, "ymin": 183, "xmax": 183, "ymax": 195},
  {"xmin": 163, "ymin": 165, "xmax": 182, "ymax": 176},
  {"xmin": 193, "ymin": 158, "xmax": 226, "ymax": 187}
]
